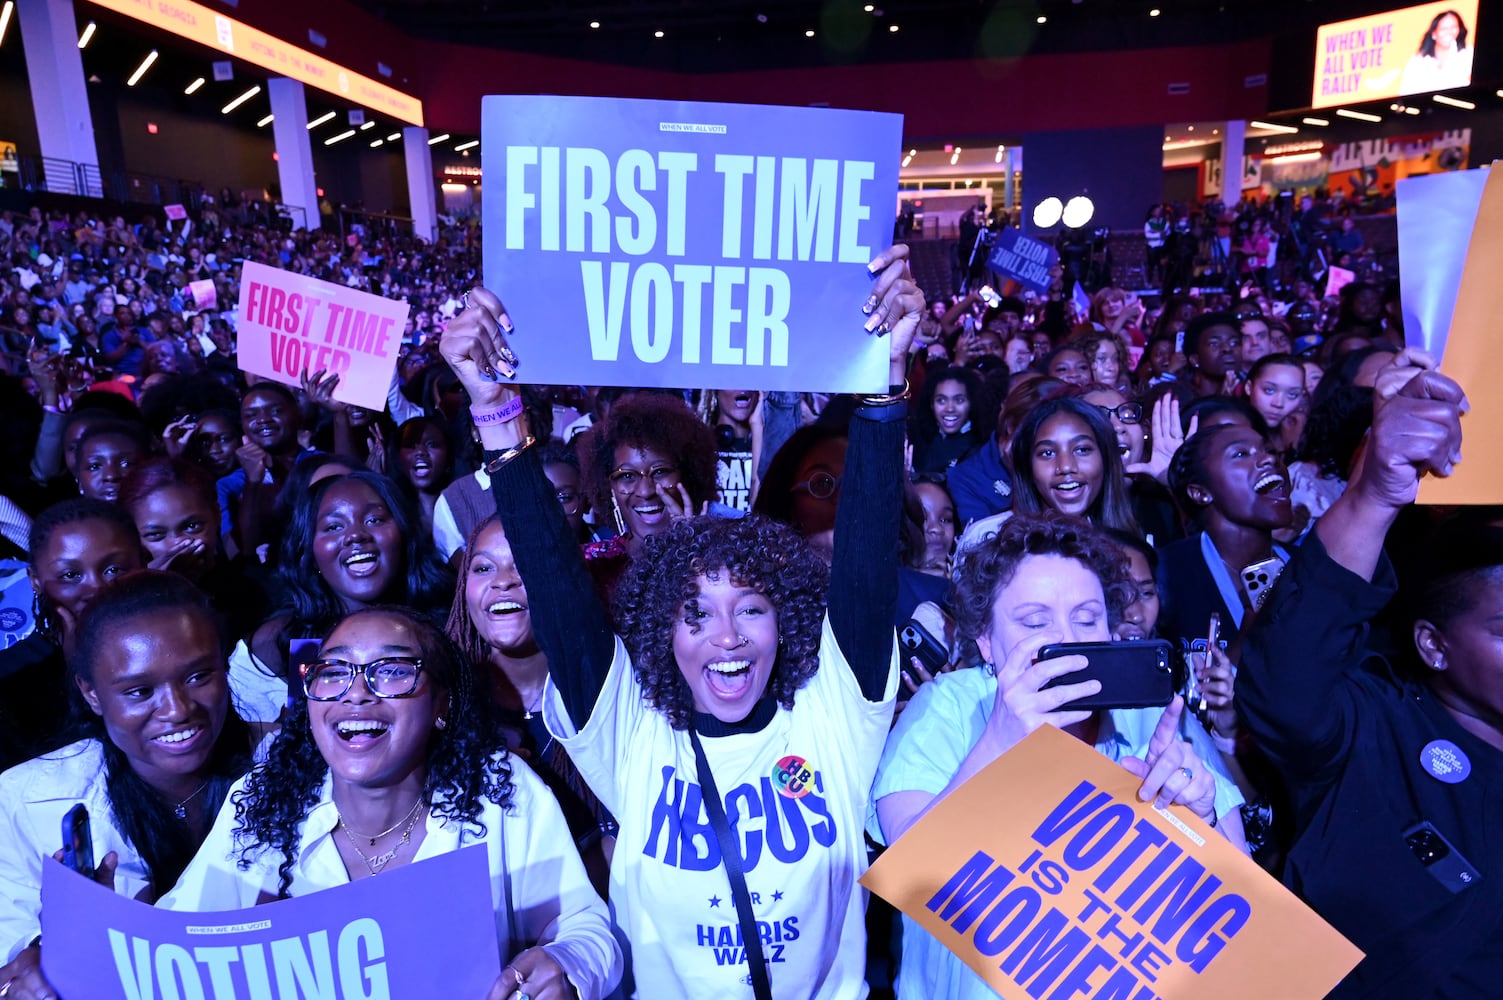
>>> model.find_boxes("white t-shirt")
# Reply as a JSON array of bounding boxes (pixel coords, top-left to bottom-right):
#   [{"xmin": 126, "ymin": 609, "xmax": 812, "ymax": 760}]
[
  {"xmin": 545, "ymin": 615, "xmax": 897, "ymax": 998},
  {"xmin": 159, "ymin": 754, "xmax": 621, "ymax": 1000},
  {"xmin": 0, "ymin": 741, "xmax": 152, "ymax": 961}
]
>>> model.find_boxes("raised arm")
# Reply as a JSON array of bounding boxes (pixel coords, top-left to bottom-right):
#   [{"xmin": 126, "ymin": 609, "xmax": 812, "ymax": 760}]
[
  {"xmin": 438, "ymin": 291, "xmax": 615, "ymax": 728},
  {"xmin": 828, "ymin": 245, "xmax": 923, "ymax": 700},
  {"xmin": 1238, "ymin": 351, "xmax": 1466, "ymax": 776}
]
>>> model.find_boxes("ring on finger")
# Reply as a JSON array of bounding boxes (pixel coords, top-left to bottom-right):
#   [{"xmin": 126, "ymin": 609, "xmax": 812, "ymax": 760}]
[
  {"xmin": 1178, "ymin": 765, "xmax": 1194, "ymax": 780},
  {"xmin": 460, "ymin": 291, "xmax": 472, "ymax": 313}
]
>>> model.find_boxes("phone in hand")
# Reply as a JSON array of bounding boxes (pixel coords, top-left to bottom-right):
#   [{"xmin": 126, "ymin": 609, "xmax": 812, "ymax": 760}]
[
  {"xmin": 978, "ymin": 285, "xmax": 1002, "ymax": 310},
  {"xmin": 61, "ymin": 804, "xmax": 94, "ymax": 878},
  {"xmin": 1184, "ymin": 613, "xmax": 1220, "ymax": 712},
  {"xmin": 1240, "ymin": 557, "xmax": 1286, "ymax": 611},
  {"xmin": 1038, "ymin": 639, "xmax": 1176, "ymax": 711},
  {"xmin": 899, "ymin": 620, "xmax": 949, "ymax": 675}
]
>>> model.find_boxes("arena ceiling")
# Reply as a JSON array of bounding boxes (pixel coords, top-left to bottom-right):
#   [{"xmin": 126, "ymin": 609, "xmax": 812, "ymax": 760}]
[{"xmin": 346, "ymin": 0, "xmax": 1395, "ymax": 72}]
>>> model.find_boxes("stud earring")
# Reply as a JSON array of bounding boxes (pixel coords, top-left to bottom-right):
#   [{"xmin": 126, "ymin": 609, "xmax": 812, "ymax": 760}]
[
  {"xmin": 1432, "ymin": 656, "xmax": 1446, "ymax": 672},
  {"xmin": 435, "ymin": 717, "xmax": 448, "ymax": 731}
]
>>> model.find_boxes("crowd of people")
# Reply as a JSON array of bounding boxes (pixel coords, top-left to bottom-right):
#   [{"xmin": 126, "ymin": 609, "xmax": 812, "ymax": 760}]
[{"xmin": 0, "ymin": 189, "xmax": 1493, "ymax": 1000}]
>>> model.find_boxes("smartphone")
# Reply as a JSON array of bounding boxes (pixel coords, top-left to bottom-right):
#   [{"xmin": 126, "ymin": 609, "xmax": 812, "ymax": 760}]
[
  {"xmin": 1185, "ymin": 614, "xmax": 1219, "ymax": 713},
  {"xmin": 1402, "ymin": 821, "xmax": 1480, "ymax": 894},
  {"xmin": 978, "ymin": 285, "xmax": 1002, "ymax": 309},
  {"xmin": 1240, "ymin": 556, "xmax": 1286, "ymax": 611},
  {"xmin": 61, "ymin": 804, "xmax": 94, "ymax": 878},
  {"xmin": 1038, "ymin": 640, "xmax": 1176, "ymax": 710},
  {"xmin": 899, "ymin": 620, "xmax": 948, "ymax": 674}
]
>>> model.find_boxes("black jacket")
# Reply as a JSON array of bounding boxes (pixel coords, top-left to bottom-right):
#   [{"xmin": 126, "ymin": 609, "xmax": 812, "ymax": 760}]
[{"xmin": 1239, "ymin": 531, "xmax": 1503, "ymax": 998}]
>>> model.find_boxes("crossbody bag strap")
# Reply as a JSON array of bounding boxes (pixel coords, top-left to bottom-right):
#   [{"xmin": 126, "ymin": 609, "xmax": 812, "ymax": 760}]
[{"xmin": 689, "ymin": 726, "xmax": 773, "ymax": 1000}]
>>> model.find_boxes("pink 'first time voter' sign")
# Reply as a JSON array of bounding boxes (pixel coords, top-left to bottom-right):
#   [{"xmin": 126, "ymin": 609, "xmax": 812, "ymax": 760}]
[{"xmin": 236, "ymin": 261, "xmax": 408, "ymax": 411}]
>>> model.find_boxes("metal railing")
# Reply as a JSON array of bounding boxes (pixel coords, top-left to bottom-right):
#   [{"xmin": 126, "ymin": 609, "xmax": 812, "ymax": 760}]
[{"xmin": 6, "ymin": 151, "xmax": 205, "ymax": 208}]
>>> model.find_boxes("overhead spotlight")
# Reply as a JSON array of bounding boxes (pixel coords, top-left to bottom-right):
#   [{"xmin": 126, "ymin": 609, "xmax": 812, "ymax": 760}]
[
  {"xmin": 427, "ymin": 133, "xmax": 451, "ymax": 145},
  {"xmin": 257, "ymin": 114, "xmax": 275, "ymax": 127},
  {"xmin": 324, "ymin": 129, "xmax": 356, "ymax": 145},
  {"xmin": 654, "ymin": 29, "xmax": 664, "ymax": 37},
  {"xmin": 0, "ymin": 2, "xmax": 13, "ymax": 47},
  {"xmin": 950, "ymin": 146, "xmax": 962, "ymax": 165},
  {"xmin": 1249, "ymin": 119, "xmax": 1299, "ymax": 134},
  {"xmin": 370, "ymin": 139, "xmax": 384, "ymax": 147},
  {"xmin": 1301, "ymin": 116, "xmax": 1330, "ymax": 126},
  {"xmin": 1150, "ymin": 8, "xmax": 1161, "ymax": 16},
  {"xmin": 1336, "ymin": 108, "xmax": 1382, "ymax": 122},
  {"xmin": 306, "ymin": 111, "xmax": 336, "ymax": 129},
  {"xmin": 184, "ymin": 77, "xmax": 205, "ymax": 95},
  {"xmin": 901, "ymin": 153, "xmax": 913, "ymax": 167},
  {"xmin": 387, "ymin": 132, "xmax": 401, "ymax": 141},
  {"xmin": 757, "ymin": 13, "xmax": 768, "ymax": 23},
  {"xmin": 78, "ymin": 21, "xmax": 96, "ymax": 48},
  {"xmin": 1033, "ymin": 197, "xmax": 1064, "ymax": 228},
  {"xmin": 127, "ymin": 50, "xmax": 159, "ymax": 87},
  {"xmin": 995, "ymin": 144, "xmax": 1005, "ymax": 163},
  {"xmin": 1062, "ymin": 195, "xmax": 1095, "ymax": 229},
  {"xmin": 1036, "ymin": 15, "xmax": 1047, "ymax": 24},
  {"xmin": 359, "ymin": 120, "xmax": 376, "ymax": 130},
  {"xmin": 1433, "ymin": 94, "xmax": 1476, "ymax": 110},
  {"xmin": 805, "ymin": 29, "xmax": 815, "ymax": 37},
  {"xmin": 589, "ymin": 20, "xmax": 600, "ymax": 29},
  {"xmin": 888, "ymin": 23, "xmax": 899, "ymax": 31},
  {"xmin": 455, "ymin": 140, "xmax": 479, "ymax": 151},
  {"xmin": 220, "ymin": 85, "xmax": 260, "ymax": 113},
  {"xmin": 864, "ymin": 3, "xmax": 874, "ymax": 9},
  {"xmin": 1187, "ymin": 125, "xmax": 1194, "ymax": 132},
  {"xmin": 1406, "ymin": 106, "xmax": 1421, "ymax": 115}
]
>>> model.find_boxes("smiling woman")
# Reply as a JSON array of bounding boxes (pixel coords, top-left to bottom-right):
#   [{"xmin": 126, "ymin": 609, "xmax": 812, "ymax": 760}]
[
  {"xmin": 0, "ymin": 572, "xmax": 252, "ymax": 998},
  {"xmin": 230, "ymin": 471, "xmax": 453, "ymax": 732},
  {"xmin": 441, "ymin": 247, "xmax": 918, "ymax": 997},
  {"xmin": 159, "ymin": 606, "xmax": 622, "ymax": 1000}
]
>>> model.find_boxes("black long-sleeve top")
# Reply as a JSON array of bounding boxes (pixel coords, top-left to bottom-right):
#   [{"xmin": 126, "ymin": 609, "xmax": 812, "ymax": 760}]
[
  {"xmin": 1238, "ymin": 531, "xmax": 1503, "ymax": 998},
  {"xmin": 489, "ymin": 405, "xmax": 904, "ymax": 737}
]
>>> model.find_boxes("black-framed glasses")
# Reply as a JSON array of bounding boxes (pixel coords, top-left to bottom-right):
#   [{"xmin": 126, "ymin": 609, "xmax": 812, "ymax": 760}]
[
  {"xmin": 791, "ymin": 472, "xmax": 841, "ymax": 500},
  {"xmin": 609, "ymin": 466, "xmax": 679, "ymax": 491},
  {"xmin": 1096, "ymin": 402, "xmax": 1144, "ymax": 425},
  {"xmin": 300, "ymin": 658, "xmax": 425, "ymax": 701}
]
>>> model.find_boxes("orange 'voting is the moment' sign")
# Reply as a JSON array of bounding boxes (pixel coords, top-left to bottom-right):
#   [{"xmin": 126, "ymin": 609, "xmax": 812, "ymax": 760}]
[{"xmin": 861, "ymin": 727, "xmax": 1362, "ymax": 1000}]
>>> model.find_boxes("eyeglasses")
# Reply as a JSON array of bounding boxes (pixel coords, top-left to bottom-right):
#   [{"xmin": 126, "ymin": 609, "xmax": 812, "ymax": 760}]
[
  {"xmin": 609, "ymin": 466, "xmax": 678, "ymax": 491},
  {"xmin": 300, "ymin": 658, "xmax": 425, "ymax": 701},
  {"xmin": 555, "ymin": 490, "xmax": 581, "ymax": 508},
  {"xmin": 791, "ymin": 472, "xmax": 842, "ymax": 500},
  {"xmin": 1096, "ymin": 402, "xmax": 1144, "ymax": 425}
]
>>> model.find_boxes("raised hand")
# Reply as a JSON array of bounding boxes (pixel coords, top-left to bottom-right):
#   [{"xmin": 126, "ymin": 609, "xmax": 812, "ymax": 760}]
[
  {"xmin": 1356, "ymin": 349, "xmax": 1468, "ymax": 509},
  {"xmin": 1126, "ymin": 394, "xmax": 1195, "ymax": 485},
  {"xmin": 438, "ymin": 288, "xmax": 519, "ymax": 411},
  {"xmin": 983, "ymin": 631, "xmax": 1100, "ymax": 755}
]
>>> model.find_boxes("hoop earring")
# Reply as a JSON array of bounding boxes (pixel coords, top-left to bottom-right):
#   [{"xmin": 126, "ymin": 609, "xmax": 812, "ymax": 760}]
[
  {"xmin": 434, "ymin": 717, "xmax": 448, "ymax": 731},
  {"xmin": 610, "ymin": 493, "xmax": 627, "ymax": 535}
]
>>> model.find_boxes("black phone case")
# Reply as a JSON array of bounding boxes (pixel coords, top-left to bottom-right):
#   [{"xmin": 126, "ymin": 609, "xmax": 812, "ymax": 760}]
[
  {"xmin": 899, "ymin": 622, "xmax": 948, "ymax": 672},
  {"xmin": 1037, "ymin": 640, "xmax": 1176, "ymax": 710}
]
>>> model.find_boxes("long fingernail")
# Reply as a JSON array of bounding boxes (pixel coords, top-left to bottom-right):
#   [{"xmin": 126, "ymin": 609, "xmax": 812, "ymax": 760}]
[
  {"xmin": 867, "ymin": 258, "xmax": 883, "ymax": 274},
  {"xmin": 864, "ymin": 313, "xmax": 882, "ymax": 332},
  {"xmin": 497, "ymin": 362, "xmax": 516, "ymax": 379},
  {"xmin": 500, "ymin": 347, "xmax": 519, "ymax": 367},
  {"xmin": 500, "ymin": 314, "xmax": 514, "ymax": 334},
  {"xmin": 862, "ymin": 295, "xmax": 877, "ymax": 315}
]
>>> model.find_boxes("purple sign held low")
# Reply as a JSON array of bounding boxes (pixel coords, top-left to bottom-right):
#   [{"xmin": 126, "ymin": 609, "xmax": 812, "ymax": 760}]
[
  {"xmin": 41, "ymin": 846, "xmax": 499, "ymax": 999},
  {"xmin": 482, "ymin": 95, "xmax": 904, "ymax": 393},
  {"xmin": 986, "ymin": 226, "xmax": 1058, "ymax": 295}
]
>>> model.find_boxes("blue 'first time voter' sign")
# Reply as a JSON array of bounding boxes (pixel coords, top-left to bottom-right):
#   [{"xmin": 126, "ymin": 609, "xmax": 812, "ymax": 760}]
[{"xmin": 482, "ymin": 95, "xmax": 904, "ymax": 393}]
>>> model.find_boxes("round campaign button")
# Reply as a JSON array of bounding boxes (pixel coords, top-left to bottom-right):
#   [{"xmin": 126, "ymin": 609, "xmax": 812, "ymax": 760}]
[{"xmin": 1419, "ymin": 739, "xmax": 1471, "ymax": 784}]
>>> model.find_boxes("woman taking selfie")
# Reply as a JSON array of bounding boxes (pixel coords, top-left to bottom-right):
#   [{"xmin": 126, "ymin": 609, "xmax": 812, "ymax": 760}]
[
  {"xmin": 161, "ymin": 605, "xmax": 622, "ymax": 1000},
  {"xmin": 440, "ymin": 246, "xmax": 918, "ymax": 997},
  {"xmin": 0, "ymin": 572, "xmax": 252, "ymax": 1000},
  {"xmin": 872, "ymin": 513, "xmax": 1246, "ymax": 999}
]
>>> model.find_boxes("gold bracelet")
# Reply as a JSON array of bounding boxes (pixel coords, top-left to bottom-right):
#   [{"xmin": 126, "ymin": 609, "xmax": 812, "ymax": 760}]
[
  {"xmin": 855, "ymin": 378, "xmax": 911, "ymax": 407},
  {"xmin": 483, "ymin": 435, "xmax": 537, "ymax": 475}
]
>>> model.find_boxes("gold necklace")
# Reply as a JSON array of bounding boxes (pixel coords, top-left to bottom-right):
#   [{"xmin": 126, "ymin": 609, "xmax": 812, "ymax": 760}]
[
  {"xmin": 337, "ymin": 795, "xmax": 424, "ymax": 845},
  {"xmin": 171, "ymin": 779, "xmax": 211, "ymax": 820},
  {"xmin": 338, "ymin": 801, "xmax": 426, "ymax": 875}
]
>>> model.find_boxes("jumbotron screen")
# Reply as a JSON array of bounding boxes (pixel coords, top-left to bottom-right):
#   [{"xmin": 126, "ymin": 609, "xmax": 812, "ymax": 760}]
[{"xmin": 1312, "ymin": 0, "xmax": 1478, "ymax": 109}]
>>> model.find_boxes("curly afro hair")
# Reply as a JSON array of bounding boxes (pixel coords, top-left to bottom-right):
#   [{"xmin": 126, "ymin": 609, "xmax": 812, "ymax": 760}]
[
  {"xmin": 579, "ymin": 393, "xmax": 719, "ymax": 515},
  {"xmin": 612, "ymin": 514, "xmax": 830, "ymax": 730},
  {"xmin": 951, "ymin": 511, "xmax": 1135, "ymax": 662},
  {"xmin": 232, "ymin": 605, "xmax": 512, "ymax": 898}
]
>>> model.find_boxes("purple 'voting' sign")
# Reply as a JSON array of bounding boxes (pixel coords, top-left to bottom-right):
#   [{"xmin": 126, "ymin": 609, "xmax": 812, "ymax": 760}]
[
  {"xmin": 41, "ymin": 846, "xmax": 499, "ymax": 999},
  {"xmin": 482, "ymin": 95, "xmax": 904, "ymax": 393},
  {"xmin": 986, "ymin": 227, "xmax": 1058, "ymax": 296}
]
